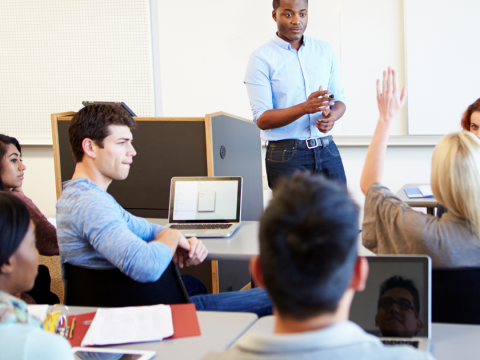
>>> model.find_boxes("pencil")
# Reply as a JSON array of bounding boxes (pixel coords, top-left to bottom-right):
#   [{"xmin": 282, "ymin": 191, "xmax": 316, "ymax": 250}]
[{"xmin": 69, "ymin": 317, "xmax": 76, "ymax": 339}]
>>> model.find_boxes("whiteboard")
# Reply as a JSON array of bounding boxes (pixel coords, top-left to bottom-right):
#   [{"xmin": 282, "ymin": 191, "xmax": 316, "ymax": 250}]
[
  {"xmin": 0, "ymin": 0, "xmax": 155, "ymax": 143},
  {"xmin": 405, "ymin": 0, "xmax": 480, "ymax": 135}
]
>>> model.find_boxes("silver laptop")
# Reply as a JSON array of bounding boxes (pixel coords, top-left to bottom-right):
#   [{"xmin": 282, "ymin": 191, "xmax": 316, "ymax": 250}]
[
  {"xmin": 350, "ymin": 255, "xmax": 431, "ymax": 352},
  {"xmin": 167, "ymin": 176, "xmax": 242, "ymax": 238}
]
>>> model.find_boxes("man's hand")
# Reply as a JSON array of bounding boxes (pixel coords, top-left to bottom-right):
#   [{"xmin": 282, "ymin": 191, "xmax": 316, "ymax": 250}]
[
  {"xmin": 315, "ymin": 107, "xmax": 336, "ymax": 133},
  {"xmin": 174, "ymin": 236, "xmax": 208, "ymax": 269},
  {"xmin": 303, "ymin": 86, "xmax": 335, "ymax": 115}
]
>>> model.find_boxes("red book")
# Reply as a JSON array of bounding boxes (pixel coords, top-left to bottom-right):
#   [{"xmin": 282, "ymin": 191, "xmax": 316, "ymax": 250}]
[{"xmin": 67, "ymin": 303, "xmax": 201, "ymax": 347}]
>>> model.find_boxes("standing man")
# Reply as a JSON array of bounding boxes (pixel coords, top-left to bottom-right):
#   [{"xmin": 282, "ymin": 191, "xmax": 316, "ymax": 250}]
[{"xmin": 244, "ymin": 0, "xmax": 347, "ymax": 188}]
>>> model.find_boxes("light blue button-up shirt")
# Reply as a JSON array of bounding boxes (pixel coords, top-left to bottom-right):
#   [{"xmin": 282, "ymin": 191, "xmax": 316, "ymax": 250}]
[{"xmin": 244, "ymin": 34, "xmax": 346, "ymax": 141}]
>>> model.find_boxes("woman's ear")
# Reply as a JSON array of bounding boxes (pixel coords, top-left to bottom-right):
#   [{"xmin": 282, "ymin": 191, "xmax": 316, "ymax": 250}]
[{"xmin": 0, "ymin": 256, "xmax": 16, "ymax": 276}]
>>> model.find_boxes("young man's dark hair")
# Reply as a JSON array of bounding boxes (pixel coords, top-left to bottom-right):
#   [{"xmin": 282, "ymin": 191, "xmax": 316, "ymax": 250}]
[
  {"xmin": 259, "ymin": 172, "xmax": 359, "ymax": 319},
  {"xmin": 68, "ymin": 104, "xmax": 136, "ymax": 163},
  {"xmin": 379, "ymin": 275, "xmax": 420, "ymax": 317},
  {"xmin": 273, "ymin": 0, "xmax": 308, "ymax": 10}
]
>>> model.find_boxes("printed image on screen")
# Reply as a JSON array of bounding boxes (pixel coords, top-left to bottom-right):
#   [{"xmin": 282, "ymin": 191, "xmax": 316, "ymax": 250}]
[
  {"xmin": 349, "ymin": 258, "xmax": 428, "ymax": 338},
  {"xmin": 74, "ymin": 351, "xmax": 144, "ymax": 360},
  {"xmin": 173, "ymin": 180, "xmax": 238, "ymax": 221}
]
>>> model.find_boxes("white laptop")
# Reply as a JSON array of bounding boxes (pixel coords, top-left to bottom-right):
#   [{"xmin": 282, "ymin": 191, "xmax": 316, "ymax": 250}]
[
  {"xmin": 166, "ymin": 176, "xmax": 242, "ymax": 238},
  {"xmin": 350, "ymin": 255, "xmax": 431, "ymax": 352}
]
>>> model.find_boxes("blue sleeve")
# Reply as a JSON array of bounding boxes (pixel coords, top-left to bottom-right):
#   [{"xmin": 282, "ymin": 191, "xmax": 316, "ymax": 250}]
[
  {"xmin": 244, "ymin": 53, "xmax": 273, "ymax": 123},
  {"xmin": 27, "ymin": 330, "xmax": 74, "ymax": 360},
  {"xmin": 72, "ymin": 193, "xmax": 173, "ymax": 282},
  {"xmin": 327, "ymin": 44, "xmax": 346, "ymax": 106},
  {"xmin": 121, "ymin": 209, "xmax": 165, "ymax": 241}
]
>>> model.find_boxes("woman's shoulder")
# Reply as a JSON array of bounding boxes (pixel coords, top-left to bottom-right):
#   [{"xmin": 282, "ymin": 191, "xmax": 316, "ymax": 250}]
[{"xmin": 0, "ymin": 323, "xmax": 73, "ymax": 360}]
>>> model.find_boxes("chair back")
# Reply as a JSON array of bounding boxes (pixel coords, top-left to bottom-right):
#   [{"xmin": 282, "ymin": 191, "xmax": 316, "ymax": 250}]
[
  {"xmin": 64, "ymin": 261, "xmax": 189, "ymax": 307},
  {"xmin": 432, "ymin": 267, "xmax": 480, "ymax": 324}
]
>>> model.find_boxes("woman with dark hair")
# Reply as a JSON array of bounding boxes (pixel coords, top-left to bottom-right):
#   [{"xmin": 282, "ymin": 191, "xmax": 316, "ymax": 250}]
[
  {"xmin": 0, "ymin": 193, "xmax": 73, "ymax": 359},
  {"xmin": 460, "ymin": 98, "xmax": 480, "ymax": 138},
  {"xmin": 0, "ymin": 134, "xmax": 59, "ymax": 304}
]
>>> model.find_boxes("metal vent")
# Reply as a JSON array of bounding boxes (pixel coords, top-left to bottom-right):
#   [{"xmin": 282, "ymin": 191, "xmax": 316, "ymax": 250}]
[{"xmin": 220, "ymin": 145, "xmax": 226, "ymax": 159}]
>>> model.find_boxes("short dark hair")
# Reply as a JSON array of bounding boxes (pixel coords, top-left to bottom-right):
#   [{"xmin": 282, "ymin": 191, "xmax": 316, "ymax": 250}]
[
  {"xmin": 379, "ymin": 276, "xmax": 420, "ymax": 317},
  {"xmin": 273, "ymin": 0, "xmax": 308, "ymax": 10},
  {"xmin": 0, "ymin": 192, "xmax": 31, "ymax": 268},
  {"xmin": 259, "ymin": 172, "xmax": 359, "ymax": 320},
  {"xmin": 68, "ymin": 104, "xmax": 136, "ymax": 163},
  {"xmin": 0, "ymin": 134, "xmax": 22, "ymax": 191}
]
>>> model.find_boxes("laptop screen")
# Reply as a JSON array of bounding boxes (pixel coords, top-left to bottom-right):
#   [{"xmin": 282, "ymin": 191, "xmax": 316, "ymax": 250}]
[
  {"xmin": 169, "ymin": 177, "xmax": 242, "ymax": 223},
  {"xmin": 350, "ymin": 256, "xmax": 431, "ymax": 338}
]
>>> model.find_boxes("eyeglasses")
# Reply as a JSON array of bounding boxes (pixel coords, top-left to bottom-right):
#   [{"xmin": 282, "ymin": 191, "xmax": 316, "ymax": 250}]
[
  {"xmin": 43, "ymin": 304, "xmax": 70, "ymax": 338},
  {"xmin": 378, "ymin": 297, "xmax": 416, "ymax": 312}
]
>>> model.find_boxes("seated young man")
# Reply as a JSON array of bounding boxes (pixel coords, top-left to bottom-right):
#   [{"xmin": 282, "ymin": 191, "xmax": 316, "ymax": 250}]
[
  {"xmin": 57, "ymin": 104, "xmax": 271, "ymax": 315},
  {"xmin": 202, "ymin": 173, "xmax": 434, "ymax": 359}
]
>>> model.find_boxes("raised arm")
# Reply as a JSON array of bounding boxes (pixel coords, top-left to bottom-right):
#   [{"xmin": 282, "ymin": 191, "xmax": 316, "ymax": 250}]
[{"xmin": 360, "ymin": 68, "xmax": 407, "ymax": 195}]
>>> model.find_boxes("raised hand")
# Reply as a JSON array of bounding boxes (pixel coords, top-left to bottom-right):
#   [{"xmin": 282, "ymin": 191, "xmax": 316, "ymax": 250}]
[{"xmin": 377, "ymin": 67, "xmax": 407, "ymax": 123}]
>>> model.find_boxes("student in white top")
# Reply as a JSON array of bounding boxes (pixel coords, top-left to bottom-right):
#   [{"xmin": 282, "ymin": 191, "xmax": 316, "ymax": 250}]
[{"xmin": 202, "ymin": 172, "xmax": 434, "ymax": 360}]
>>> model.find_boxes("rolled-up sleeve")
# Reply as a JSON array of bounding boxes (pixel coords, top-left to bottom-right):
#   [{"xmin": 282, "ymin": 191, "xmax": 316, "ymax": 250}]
[
  {"xmin": 327, "ymin": 44, "xmax": 346, "ymax": 105},
  {"xmin": 244, "ymin": 53, "xmax": 273, "ymax": 123}
]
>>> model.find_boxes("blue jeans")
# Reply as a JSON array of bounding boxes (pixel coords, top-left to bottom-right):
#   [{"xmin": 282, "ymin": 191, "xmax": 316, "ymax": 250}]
[
  {"xmin": 266, "ymin": 139, "xmax": 346, "ymax": 189},
  {"xmin": 190, "ymin": 288, "xmax": 272, "ymax": 318}
]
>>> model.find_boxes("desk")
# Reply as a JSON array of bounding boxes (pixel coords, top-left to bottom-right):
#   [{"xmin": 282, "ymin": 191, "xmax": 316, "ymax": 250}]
[
  {"xmin": 147, "ymin": 219, "xmax": 375, "ymax": 259},
  {"xmin": 395, "ymin": 183, "xmax": 438, "ymax": 215},
  {"xmin": 234, "ymin": 316, "xmax": 480, "ymax": 360},
  {"xmin": 69, "ymin": 307, "xmax": 257, "ymax": 360}
]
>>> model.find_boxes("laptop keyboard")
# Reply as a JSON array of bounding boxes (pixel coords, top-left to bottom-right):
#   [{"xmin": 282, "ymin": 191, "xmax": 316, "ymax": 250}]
[
  {"xmin": 382, "ymin": 340, "xmax": 419, "ymax": 349},
  {"xmin": 170, "ymin": 224, "xmax": 232, "ymax": 230}
]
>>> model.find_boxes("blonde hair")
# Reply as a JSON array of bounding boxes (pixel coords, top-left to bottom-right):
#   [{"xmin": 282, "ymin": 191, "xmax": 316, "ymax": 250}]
[{"xmin": 431, "ymin": 131, "xmax": 480, "ymax": 237}]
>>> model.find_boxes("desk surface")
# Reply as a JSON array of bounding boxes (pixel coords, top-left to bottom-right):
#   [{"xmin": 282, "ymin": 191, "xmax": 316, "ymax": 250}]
[
  {"xmin": 147, "ymin": 219, "xmax": 374, "ymax": 259},
  {"xmin": 395, "ymin": 183, "xmax": 438, "ymax": 208},
  {"xmin": 69, "ymin": 307, "xmax": 257, "ymax": 360},
  {"xmin": 236, "ymin": 316, "xmax": 480, "ymax": 360}
]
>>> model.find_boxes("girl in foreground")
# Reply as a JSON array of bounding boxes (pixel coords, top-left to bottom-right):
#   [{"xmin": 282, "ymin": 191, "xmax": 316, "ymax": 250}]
[
  {"xmin": 0, "ymin": 193, "xmax": 73, "ymax": 360},
  {"xmin": 361, "ymin": 68, "xmax": 480, "ymax": 267}
]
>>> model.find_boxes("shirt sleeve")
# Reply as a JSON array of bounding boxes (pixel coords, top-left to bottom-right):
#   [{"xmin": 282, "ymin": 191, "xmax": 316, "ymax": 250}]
[
  {"xmin": 26, "ymin": 330, "xmax": 74, "ymax": 360},
  {"xmin": 244, "ymin": 53, "xmax": 273, "ymax": 123},
  {"xmin": 362, "ymin": 183, "xmax": 435, "ymax": 255},
  {"xmin": 72, "ymin": 192, "xmax": 172, "ymax": 282},
  {"xmin": 327, "ymin": 44, "xmax": 346, "ymax": 105},
  {"xmin": 121, "ymin": 208, "xmax": 165, "ymax": 242}
]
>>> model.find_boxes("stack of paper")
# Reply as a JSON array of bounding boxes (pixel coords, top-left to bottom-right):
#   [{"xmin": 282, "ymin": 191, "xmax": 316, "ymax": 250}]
[{"xmin": 81, "ymin": 305, "xmax": 174, "ymax": 347}]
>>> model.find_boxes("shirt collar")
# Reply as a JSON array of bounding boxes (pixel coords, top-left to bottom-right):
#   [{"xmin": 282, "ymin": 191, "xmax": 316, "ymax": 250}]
[
  {"xmin": 273, "ymin": 33, "xmax": 307, "ymax": 51},
  {"xmin": 0, "ymin": 290, "xmax": 41, "ymax": 327},
  {"xmin": 235, "ymin": 321, "xmax": 382, "ymax": 354}
]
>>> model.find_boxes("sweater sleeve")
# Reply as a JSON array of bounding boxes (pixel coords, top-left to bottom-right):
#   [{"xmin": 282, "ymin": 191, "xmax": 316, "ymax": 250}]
[
  {"xmin": 9, "ymin": 192, "xmax": 59, "ymax": 256},
  {"xmin": 362, "ymin": 183, "xmax": 435, "ymax": 255}
]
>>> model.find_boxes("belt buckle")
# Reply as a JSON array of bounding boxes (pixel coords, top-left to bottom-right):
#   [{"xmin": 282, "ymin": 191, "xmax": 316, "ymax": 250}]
[{"xmin": 306, "ymin": 137, "xmax": 319, "ymax": 149}]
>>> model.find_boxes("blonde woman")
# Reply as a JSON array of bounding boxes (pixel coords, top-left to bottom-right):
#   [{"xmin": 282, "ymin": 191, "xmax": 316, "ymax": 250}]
[{"xmin": 361, "ymin": 68, "xmax": 480, "ymax": 268}]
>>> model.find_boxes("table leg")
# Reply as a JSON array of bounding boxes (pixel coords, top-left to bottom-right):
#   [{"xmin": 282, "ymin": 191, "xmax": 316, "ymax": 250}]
[{"xmin": 427, "ymin": 207, "xmax": 435, "ymax": 216}]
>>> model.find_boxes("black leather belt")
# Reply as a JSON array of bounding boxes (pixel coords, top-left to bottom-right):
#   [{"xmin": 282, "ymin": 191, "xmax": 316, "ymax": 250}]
[{"xmin": 268, "ymin": 135, "xmax": 333, "ymax": 149}]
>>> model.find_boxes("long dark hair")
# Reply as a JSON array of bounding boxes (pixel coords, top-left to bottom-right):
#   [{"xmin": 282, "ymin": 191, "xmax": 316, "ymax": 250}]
[
  {"xmin": 0, "ymin": 192, "xmax": 31, "ymax": 267},
  {"xmin": 0, "ymin": 134, "xmax": 22, "ymax": 191}
]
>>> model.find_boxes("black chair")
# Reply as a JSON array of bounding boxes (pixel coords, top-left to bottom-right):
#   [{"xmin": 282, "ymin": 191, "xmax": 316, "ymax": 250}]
[
  {"xmin": 432, "ymin": 267, "xmax": 480, "ymax": 324},
  {"xmin": 64, "ymin": 261, "xmax": 190, "ymax": 307}
]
